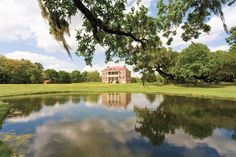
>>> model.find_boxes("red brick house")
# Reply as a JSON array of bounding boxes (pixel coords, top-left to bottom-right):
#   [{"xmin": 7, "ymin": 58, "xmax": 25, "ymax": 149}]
[{"xmin": 101, "ymin": 66, "xmax": 131, "ymax": 83}]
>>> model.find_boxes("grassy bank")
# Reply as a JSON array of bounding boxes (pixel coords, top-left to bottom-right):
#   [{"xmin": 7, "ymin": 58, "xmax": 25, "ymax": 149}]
[
  {"xmin": 0, "ymin": 83, "xmax": 236, "ymax": 100},
  {"xmin": 0, "ymin": 102, "xmax": 10, "ymax": 127}
]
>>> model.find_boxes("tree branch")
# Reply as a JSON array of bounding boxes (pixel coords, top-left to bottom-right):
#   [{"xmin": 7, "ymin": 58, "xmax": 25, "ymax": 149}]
[
  {"xmin": 155, "ymin": 64, "xmax": 174, "ymax": 81},
  {"xmin": 72, "ymin": 0, "xmax": 146, "ymax": 49}
]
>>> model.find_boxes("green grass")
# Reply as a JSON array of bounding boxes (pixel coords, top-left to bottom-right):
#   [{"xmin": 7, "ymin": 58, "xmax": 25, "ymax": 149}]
[
  {"xmin": 0, "ymin": 102, "xmax": 10, "ymax": 127},
  {"xmin": 0, "ymin": 83, "xmax": 236, "ymax": 100}
]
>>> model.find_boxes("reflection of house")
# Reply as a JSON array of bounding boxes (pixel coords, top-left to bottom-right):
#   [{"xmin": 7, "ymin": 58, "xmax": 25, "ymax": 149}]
[
  {"xmin": 102, "ymin": 93, "xmax": 131, "ymax": 109},
  {"xmin": 101, "ymin": 66, "xmax": 131, "ymax": 83}
]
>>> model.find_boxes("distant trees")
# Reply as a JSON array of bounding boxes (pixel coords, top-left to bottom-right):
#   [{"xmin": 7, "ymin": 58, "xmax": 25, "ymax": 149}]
[
  {"xmin": 71, "ymin": 70, "xmax": 82, "ymax": 83},
  {"xmin": 87, "ymin": 71, "xmax": 101, "ymax": 82},
  {"xmin": 1, "ymin": 43, "xmax": 236, "ymax": 85},
  {"xmin": 0, "ymin": 56, "xmax": 101, "ymax": 84},
  {"xmin": 0, "ymin": 56, "xmax": 43, "ymax": 84},
  {"xmin": 43, "ymin": 69, "xmax": 59, "ymax": 83},
  {"xmin": 58, "ymin": 71, "xmax": 71, "ymax": 83},
  {"xmin": 131, "ymin": 77, "xmax": 140, "ymax": 83}
]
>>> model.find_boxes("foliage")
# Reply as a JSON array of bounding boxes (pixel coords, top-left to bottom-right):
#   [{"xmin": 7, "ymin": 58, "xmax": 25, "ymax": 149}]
[
  {"xmin": 173, "ymin": 44, "xmax": 220, "ymax": 83},
  {"xmin": 38, "ymin": 0, "xmax": 235, "ymax": 80},
  {"xmin": 71, "ymin": 70, "xmax": 82, "ymax": 83},
  {"xmin": 134, "ymin": 48, "xmax": 177, "ymax": 82},
  {"xmin": 58, "ymin": 70, "xmax": 71, "ymax": 83},
  {"xmin": 0, "ymin": 141, "xmax": 13, "ymax": 157},
  {"xmin": 213, "ymin": 50, "xmax": 236, "ymax": 81},
  {"xmin": 140, "ymin": 71, "xmax": 157, "ymax": 85},
  {"xmin": 87, "ymin": 71, "xmax": 101, "ymax": 82},
  {"xmin": 135, "ymin": 95, "xmax": 236, "ymax": 146},
  {"xmin": 131, "ymin": 77, "xmax": 140, "ymax": 83},
  {"xmin": 80, "ymin": 71, "xmax": 88, "ymax": 82},
  {"xmin": 0, "ymin": 56, "xmax": 102, "ymax": 84},
  {"xmin": 0, "ymin": 102, "xmax": 10, "ymax": 129},
  {"xmin": 43, "ymin": 69, "xmax": 59, "ymax": 83},
  {"xmin": 0, "ymin": 56, "xmax": 43, "ymax": 84},
  {"xmin": 226, "ymin": 26, "xmax": 236, "ymax": 52},
  {"xmin": 0, "ymin": 133, "xmax": 32, "ymax": 157}
]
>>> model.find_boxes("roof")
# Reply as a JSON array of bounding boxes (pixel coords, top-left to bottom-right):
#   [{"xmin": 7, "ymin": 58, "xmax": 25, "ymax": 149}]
[{"xmin": 102, "ymin": 66, "xmax": 129, "ymax": 72}]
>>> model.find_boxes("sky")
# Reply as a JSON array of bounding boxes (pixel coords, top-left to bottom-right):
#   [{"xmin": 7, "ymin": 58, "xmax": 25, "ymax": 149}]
[{"xmin": 0, "ymin": 0, "xmax": 236, "ymax": 76}]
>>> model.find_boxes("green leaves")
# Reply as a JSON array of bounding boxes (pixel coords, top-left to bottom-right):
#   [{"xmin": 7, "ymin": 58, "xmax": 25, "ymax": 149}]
[
  {"xmin": 226, "ymin": 26, "xmax": 236, "ymax": 52},
  {"xmin": 157, "ymin": 0, "xmax": 235, "ymax": 44},
  {"xmin": 39, "ymin": 0, "xmax": 236, "ymax": 82}
]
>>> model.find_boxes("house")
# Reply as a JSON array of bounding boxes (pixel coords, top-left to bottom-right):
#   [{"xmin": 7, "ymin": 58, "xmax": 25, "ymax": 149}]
[
  {"xmin": 43, "ymin": 80, "xmax": 50, "ymax": 84},
  {"xmin": 101, "ymin": 65, "xmax": 131, "ymax": 83}
]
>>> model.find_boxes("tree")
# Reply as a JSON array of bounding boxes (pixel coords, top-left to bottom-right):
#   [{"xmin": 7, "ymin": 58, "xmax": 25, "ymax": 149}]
[
  {"xmin": 0, "ymin": 56, "xmax": 11, "ymax": 84},
  {"xmin": 140, "ymin": 71, "xmax": 157, "ymax": 86},
  {"xmin": 38, "ymin": 0, "xmax": 235, "ymax": 80},
  {"xmin": 0, "ymin": 56, "xmax": 44, "ymax": 84},
  {"xmin": 131, "ymin": 77, "xmax": 140, "ymax": 83},
  {"xmin": 80, "ymin": 71, "xmax": 88, "ymax": 82},
  {"xmin": 87, "ymin": 71, "xmax": 100, "ymax": 82},
  {"xmin": 43, "ymin": 69, "xmax": 59, "ymax": 83},
  {"xmin": 58, "ymin": 71, "xmax": 71, "ymax": 83},
  {"xmin": 30, "ymin": 63, "xmax": 44, "ymax": 84},
  {"xmin": 173, "ymin": 44, "xmax": 220, "ymax": 83},
  {"xmin": 71, "ymin": 70, "xmax": 82, "ymax": 83},
  {"xmin": 213, "ymin": 50, "xmax": 236, "ymax": 82},
  {"xmin": 226, "ymin": 26, "xmax": 236, "ymax": 52}
]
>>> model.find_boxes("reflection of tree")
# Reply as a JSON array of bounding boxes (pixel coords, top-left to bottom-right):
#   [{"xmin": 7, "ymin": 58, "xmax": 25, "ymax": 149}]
[
  {"xmin": 84, "ymin": 94, "xmax": 100, "ymax": 104},
  {"xmin": 134, "ymin": 96, "xmax": 236, "ymax": 146},
  {"xmin": 71, "ymin": 95, "xmax": 81, "ymax": 104},
  {"xmin": 2, "ymin": 94, "xmax": 101, "ymax": 118},
  {"xmin": 145, "ymin": 94, "xmax": 156, "ymax": 103},
  {"xmin": 135, "ymin": 108, "xmax": 177, "ymax": 146},
  {"xmin": 4, "ymin": 96, "xmax": 70, "ymax": 116}
]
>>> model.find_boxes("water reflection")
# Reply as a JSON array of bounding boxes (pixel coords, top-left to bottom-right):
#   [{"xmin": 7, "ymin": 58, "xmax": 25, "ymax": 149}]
[
  {"xmin": 135, "ymin": 96, "xmax": 236, "ymax": 145},
  {"xmin": 27, "ymin": 118, "xmax": 144, "ymax": 157},
  {"xmin": 0, "ymin": 93, "xmax": 236, "ymax": 157},
  {"xmin": 102, "ymin": 93, "xmax": 131, "ymax": 109}
]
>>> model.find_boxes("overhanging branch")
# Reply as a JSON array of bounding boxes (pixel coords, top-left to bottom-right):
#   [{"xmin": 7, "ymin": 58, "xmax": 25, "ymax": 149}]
[{"xmin": 72, "ymin": 0, "xmax": 146, "ymax": 49}]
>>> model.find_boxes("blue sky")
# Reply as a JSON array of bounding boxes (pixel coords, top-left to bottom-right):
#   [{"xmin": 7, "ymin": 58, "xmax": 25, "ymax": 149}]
[{"xmin": 0, "ymin": 0, "xmax": 235, "ymax": 76}]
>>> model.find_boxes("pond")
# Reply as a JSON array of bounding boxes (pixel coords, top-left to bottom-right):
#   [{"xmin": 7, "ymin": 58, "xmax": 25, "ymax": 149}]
[{"xmin": 0, "ymin": 93, "xmax": 236, "ymax": 157}]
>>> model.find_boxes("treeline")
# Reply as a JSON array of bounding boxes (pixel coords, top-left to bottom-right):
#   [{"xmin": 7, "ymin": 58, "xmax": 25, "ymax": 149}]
[
  {"xmin": 0, "ymin": 56, "xmax": 101, "ymax": 84},
  {"xmin": 138, "ymin": 43, "xmax": 236, "ymax": 84}
]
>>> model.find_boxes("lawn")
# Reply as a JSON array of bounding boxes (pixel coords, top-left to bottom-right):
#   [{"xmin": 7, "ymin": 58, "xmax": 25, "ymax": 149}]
[{"xmin": 0, "ymin": 83, "xmax": 236, "ymax": 100}]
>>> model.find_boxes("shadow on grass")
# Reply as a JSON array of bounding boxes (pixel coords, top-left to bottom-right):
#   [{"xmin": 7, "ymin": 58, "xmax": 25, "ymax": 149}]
[{"xmin": 148, "ymin": 82, "xmax": 236, "ymax": 88}]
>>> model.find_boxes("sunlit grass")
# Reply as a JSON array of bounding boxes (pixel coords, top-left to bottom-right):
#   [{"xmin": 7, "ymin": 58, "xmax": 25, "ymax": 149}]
[{"xmin": 0, "ymin": 83, "xmax": 235, "ymax": 100}]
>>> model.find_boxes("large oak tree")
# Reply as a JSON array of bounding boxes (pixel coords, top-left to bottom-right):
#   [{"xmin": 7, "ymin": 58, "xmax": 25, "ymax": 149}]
[{"xmin": 38, "ymin": 0, "xmax": 236, "ymax": 80}]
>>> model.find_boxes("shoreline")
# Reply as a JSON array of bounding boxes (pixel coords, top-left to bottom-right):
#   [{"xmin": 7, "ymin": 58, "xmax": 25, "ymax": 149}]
[{"xmin": 0, "ymin": 83, "xmax": 236, "ymax": 101}]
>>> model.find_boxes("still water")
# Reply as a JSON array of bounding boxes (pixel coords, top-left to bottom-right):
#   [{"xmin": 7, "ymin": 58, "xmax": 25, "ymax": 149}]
[{"xmin": 0, "ymin": 93, "xmax": 236, "ymax": 157}]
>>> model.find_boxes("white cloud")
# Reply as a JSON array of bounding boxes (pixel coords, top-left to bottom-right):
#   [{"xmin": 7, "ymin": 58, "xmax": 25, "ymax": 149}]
[
  {"xmin": 4, "ymin": 51, "xmax": 78, "ymax": 72},
  {"xmin": 165, "ymin": 129, "xmax": 236, "ymax": 157},
  {"xmin": 209, "ymin": 45, "xmax": 229, "ymax": 52},
  {"xmin": 0, "ymin": 0, "xmax": 82, "ymax": 53}
]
